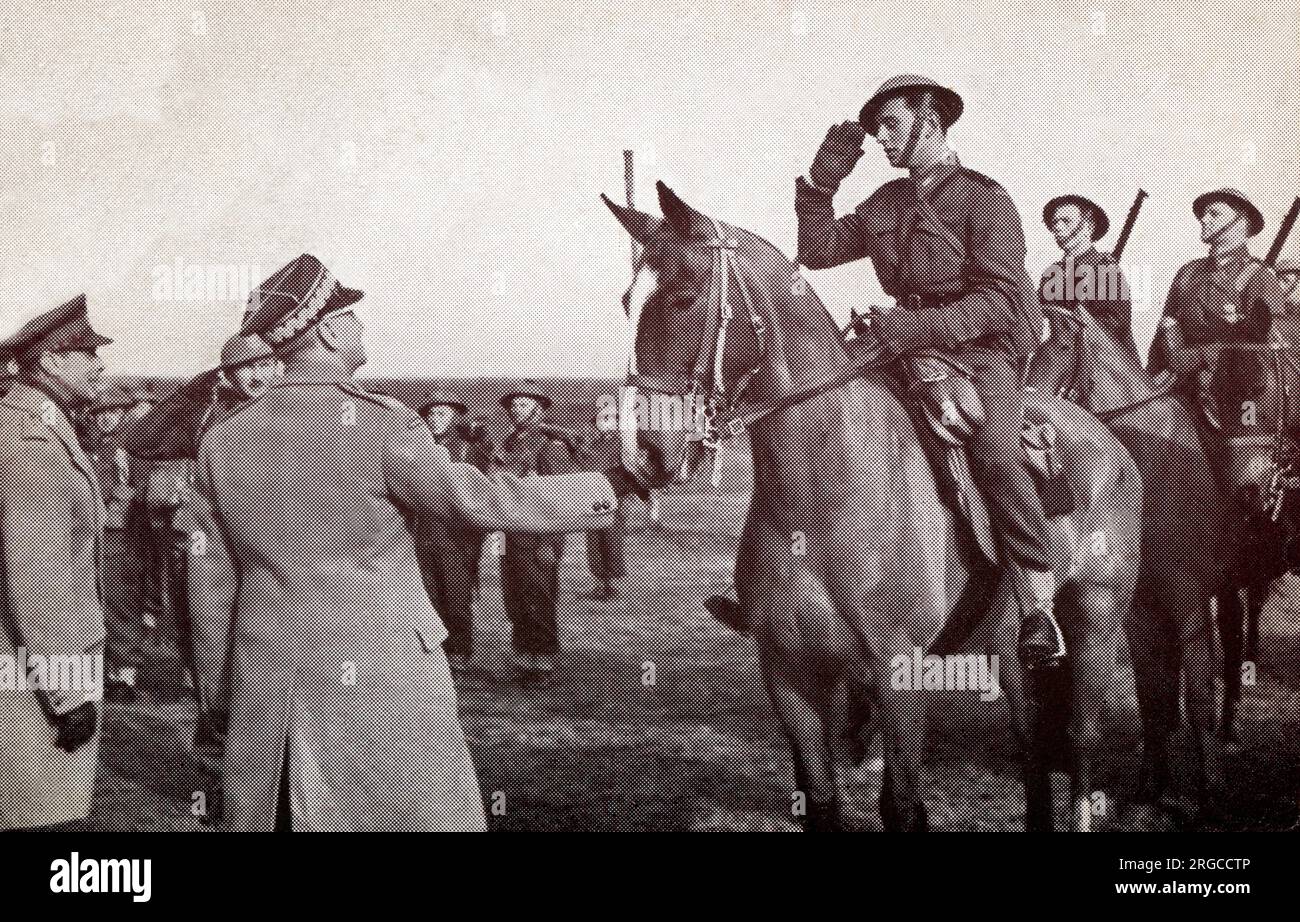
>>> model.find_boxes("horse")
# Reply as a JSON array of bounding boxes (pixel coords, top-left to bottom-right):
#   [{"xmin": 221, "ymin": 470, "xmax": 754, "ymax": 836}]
[
  {"xmin": 1026, "ymin": 305, "xmax": 1230, "ymax": 824},
  {"xmin": 1209, "ymin": 336, "xmax": 1300, "ymax": 738},
  {"xmin": 604, "ymin": 181, "xmax": 1143, "ymax": 831}
]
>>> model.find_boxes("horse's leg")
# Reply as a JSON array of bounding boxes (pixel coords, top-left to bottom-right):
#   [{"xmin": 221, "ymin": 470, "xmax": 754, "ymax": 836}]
[
  {"xmin": 1216, "ymin": 582, "xmax": 1244, "ymax": 738},
  {"xmin": 1126, "ymin": 584, "xmax": 1176, "ymax": 804},
  {"xmin": 1178, "ymin": 583, "xmax": 1222, "ymax": 826},
  {"xmin": 760, "ymin": 653, "xmax": 840, "ymax": 831},
  {"xmin": 1063, "ymin": 583, "xmax": 1122, "ymax": 831},
  {"xmin": 873, "ymin": 648, "xmax": 929, "ymax": 832}
]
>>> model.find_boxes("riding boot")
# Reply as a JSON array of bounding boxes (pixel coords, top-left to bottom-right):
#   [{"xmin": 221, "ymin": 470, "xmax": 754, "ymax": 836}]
[{"xmin": 1017, "ymin": 567, "xmax": 1066, "ymax": 669}]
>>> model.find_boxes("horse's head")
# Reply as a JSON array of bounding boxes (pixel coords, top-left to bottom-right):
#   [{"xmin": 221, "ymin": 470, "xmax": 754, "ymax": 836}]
[{"xmin": 601, "ymin": 182, "xmax": 773, "ymax": 484}]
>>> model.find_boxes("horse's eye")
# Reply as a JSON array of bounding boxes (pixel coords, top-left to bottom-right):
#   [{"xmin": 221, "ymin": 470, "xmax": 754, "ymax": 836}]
[{"xmin": 665, "ymin": 290, "xmax": 697, "ymax": 312}]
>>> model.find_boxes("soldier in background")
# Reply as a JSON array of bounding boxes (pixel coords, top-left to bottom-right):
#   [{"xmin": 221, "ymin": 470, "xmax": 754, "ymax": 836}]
[
  {"xmin": 582, "ymin": 402, "xmax": 630, "ymax": 599},
  {"xmin": 1040, "ymin": 194, "xmax": 1140, "ymax": 361},
  {"xmin": 413, "ymin": 396, "xmax": 490, "ymax": 674},
  {"xmin": 493, "ymin": 382, "xmax": 580, "ymax": 681},
  {"xmin": 0, "ymin": 296, "xmax": 111, "ymax": 828},
  {"xmin": 86, "ymin": 382, "xmax": 157, "ymax": 702}
]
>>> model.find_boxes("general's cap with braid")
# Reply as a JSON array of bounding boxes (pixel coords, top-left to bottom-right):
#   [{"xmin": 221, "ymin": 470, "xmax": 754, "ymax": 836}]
[
  {"xmin": 0, "ymin": 294, "xmax": 113, "ymax": 367},
  {"xmin": 240, "ymin": 254, "xmax": 364, "ymax": 348},
  {"xmin": 220, "ymin": 332, "xmax": 275, "ymax": 370}
]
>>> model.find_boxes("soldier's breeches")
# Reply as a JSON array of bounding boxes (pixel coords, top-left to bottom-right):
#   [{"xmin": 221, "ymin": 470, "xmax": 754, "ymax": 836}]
[
  {"xmin": 502, "ymin": 535, "xmax": 562, "ymax": 655},
  {"xmin": 966, "ymin": 357, "xmax": 1054, "ymax": 573}
]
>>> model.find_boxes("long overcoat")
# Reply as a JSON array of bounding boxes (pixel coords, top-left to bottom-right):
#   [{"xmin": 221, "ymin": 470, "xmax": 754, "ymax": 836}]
[
  {"xmin": 0, "ymin": 382, "xmax": 105, "ymax": 828},
  {"xmin": 196, "ymin": 375, "xmax": 616, "ymax": 830}
]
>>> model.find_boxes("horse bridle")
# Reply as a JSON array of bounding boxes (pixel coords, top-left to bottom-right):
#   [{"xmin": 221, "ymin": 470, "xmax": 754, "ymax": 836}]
[
  {"xmin": 621, "ymin": 219, "xmax": 768, "ymax": 478},
  {"xmin": 621, "ymin": 219, "xmax": 893, "ymax": 481}
]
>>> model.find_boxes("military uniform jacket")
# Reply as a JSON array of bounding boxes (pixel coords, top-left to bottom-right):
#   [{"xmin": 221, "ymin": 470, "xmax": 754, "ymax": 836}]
[
  {"xmin": 1038, "ymin": 246, "xmax": 1139, "ymax": 361},
  {"xmin": 195, "ymin": 375, "xmax": 616, "ymax": 830},
  {"xmin": 0, "ymin": 382, "xmax": 105, "ymax": 828},
  {"xmin": 796, "ymin": 156, "xmax": 1042, "ymax": 360},
  {"xmin": 1148, "ymin": 245, "xmax": 1287, "ymax": 375}
]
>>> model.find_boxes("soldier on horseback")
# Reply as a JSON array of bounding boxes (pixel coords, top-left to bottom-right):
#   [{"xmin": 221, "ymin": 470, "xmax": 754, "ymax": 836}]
[
  {"xmin": 1148, "ymin": 188, "xmax": 1287, "ymax": 395},
  {"xmin": 795, "ymin": 75, "xmax": 1065, "ymax": 669},
  {"xmin": 1039, "ymin": 194, "xmax": 1140, "ymax": 362}
]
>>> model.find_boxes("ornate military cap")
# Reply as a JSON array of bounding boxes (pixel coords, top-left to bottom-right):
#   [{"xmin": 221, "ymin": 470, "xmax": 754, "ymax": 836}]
[
  {"xmin": 0, "ymin": 294, "xmax": 113, "ymax": 367},
  {"xmin": 240, "ymin": 254, "xmax": 364, "ymax": 347},
  {"xmin": 1193, "ymin": 188, "xmax": 1265, "ymax": 238},
  {"xmin": 859, "ymin": 75, "xmax": 963, "ymax": 133},
  {"xmin": 220, "ymin": 332, "xmax": 275, "ymax": 370},
  {"xmin": 420, "ymin": 394, "xmax": 468, "ymax": 416},
  {"xmin": 1043, "ymin": 195, "xmax": 1111, "ymax": 241},
  {"xmin": 499, "ymin": 380, "xmax": 552, "ymax": 410}
]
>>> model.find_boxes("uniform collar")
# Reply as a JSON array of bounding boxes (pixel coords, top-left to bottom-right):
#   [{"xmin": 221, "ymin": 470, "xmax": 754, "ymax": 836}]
[
  {"xmin": 1211, "ymin": 243, "xmax": 1251, "ymax": 269},
  {"xmin": 913, "ymin": 152, "xmax": 960, "ymax": 193}
]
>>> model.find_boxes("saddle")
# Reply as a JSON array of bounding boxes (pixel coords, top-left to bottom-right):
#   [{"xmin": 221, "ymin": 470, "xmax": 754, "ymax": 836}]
[
  {"xmin": 898, "ymin": 350, "xmax": 1075, "ymax": 570},
  {"xmin": 898, "ymin": 350, "xmax": 999, "ymax": 568}
]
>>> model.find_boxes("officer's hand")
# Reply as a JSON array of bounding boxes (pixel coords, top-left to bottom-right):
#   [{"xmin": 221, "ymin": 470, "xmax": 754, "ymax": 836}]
[
  {"xmin": 809, "ymin": 121, "xmax": 868, "ymax": 193},
  {"xmin": 604, "ymin": 465, "xmax": 651, "ymax": 505},
  {"xmin": 52, "ymin": 702, "xmax": 98, "ymax": 753}
]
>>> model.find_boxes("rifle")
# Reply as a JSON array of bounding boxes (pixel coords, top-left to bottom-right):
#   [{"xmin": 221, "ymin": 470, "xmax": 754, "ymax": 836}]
[
  {"xmin": 1265, "ymin": 196, "xmax": 1300, "ymax": 268},
  {"xmin": 1110, "ymin": 189, "xmax": 1148, "ymax": 263}
]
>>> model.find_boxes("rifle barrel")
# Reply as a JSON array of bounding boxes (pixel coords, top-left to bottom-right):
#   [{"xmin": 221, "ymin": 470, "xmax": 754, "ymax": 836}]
[{"xmin": 1265, "ymin": 196, "xmax": 1300, "ymax": 267}]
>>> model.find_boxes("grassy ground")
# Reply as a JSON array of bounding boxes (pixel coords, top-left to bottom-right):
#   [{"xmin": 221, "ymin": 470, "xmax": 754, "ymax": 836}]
[{"xmin": 80, "ymin": 493, "xmax": 1300, "ymax": 831}]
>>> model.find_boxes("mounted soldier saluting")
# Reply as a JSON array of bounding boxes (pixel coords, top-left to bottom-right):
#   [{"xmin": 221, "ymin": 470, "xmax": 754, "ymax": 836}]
[{"xmin": 795, "ymin": 75, "xmax": 1064, "ymax": 668}]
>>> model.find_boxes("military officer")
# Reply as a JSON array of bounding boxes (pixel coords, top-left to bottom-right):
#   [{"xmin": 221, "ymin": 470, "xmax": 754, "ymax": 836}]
[
  {"xmin": 0, "ymin": 295, "xmax": 111, "ymax": 828},
  {"xmin": 796, "ymin": 75, "xmax": 1064, "ymax": 667},
  {"xmin": 86, "ymin": 382, "xmax": 157, "ymax": 702},
  {"xmin": 196, "ymin": 255, "xmax": 635, "ymax": 831},
  {"xmin": 493, "ymin": 382, "xmax": 582, "ymax": 680},
  {"xmin": 1040, "ymin": 194, "xmax": 1140, "ymax": 361},
  {"xmin": 413, "ymin": 395, "xmax": 491, "ymax": 674}
]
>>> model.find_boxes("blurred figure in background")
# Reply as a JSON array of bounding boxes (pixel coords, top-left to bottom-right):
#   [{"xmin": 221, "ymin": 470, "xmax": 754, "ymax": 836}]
[
  {"xmin": 582, "ymin": 402, "xmax": 628, "ymax": 599},
  {"xmin": 414, "ymin": 395, "xmax": 490, "ymax": 674},
  {"xmin": 86, "ymin": 382, "xmax": 157, "ymax": 702},
  {"xmin": 493, "ymin": 381, "xmax": 580, "ymax": 681}
]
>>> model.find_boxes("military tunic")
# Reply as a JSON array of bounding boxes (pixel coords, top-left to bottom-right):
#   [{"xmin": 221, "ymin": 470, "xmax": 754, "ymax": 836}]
[
  {"xmin": 796, "ymin": 156, "xmax": 1053, "ymax": 571},
  {"xmin": 1147, "ymin": 244, "xmax": 1287, "ymax": 378},
  {"xmin": 1038, "ymin": 245, "xmax": 1139, "ymax": 362},
  {"xmin": 196, "ymin": 375, "xmax": 616, "ymax": 830},
  {"xmin": 493, "ymin": 424, "xmax": 579, "ymax": 656}
]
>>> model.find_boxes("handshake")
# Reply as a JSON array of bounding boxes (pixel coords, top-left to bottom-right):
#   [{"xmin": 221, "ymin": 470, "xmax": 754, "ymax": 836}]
[{"xmin": 809, "ymin": 121, "xmax": 869, "ymax": 194}]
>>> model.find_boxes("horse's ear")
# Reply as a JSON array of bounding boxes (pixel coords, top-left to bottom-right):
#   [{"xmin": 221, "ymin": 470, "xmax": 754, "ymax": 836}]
[
  {"xmin": 600, "ymin": 194, "xmax": 661, "ymax": 246},
  {"xmin": 657, "ymin": 181, "xmax": 714, "ymax": 238}
]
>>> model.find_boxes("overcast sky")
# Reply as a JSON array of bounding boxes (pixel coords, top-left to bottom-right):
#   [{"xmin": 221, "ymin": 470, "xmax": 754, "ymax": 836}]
[{"xmin": 1, "ymin": 0, "xmax": 1297, "ymax": 376}]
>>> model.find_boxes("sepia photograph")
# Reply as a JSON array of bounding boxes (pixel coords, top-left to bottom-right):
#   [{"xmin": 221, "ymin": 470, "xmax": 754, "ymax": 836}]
[{"xmin": 0, "ymin": 0, "xmax": 1297, "ymax": 872}]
